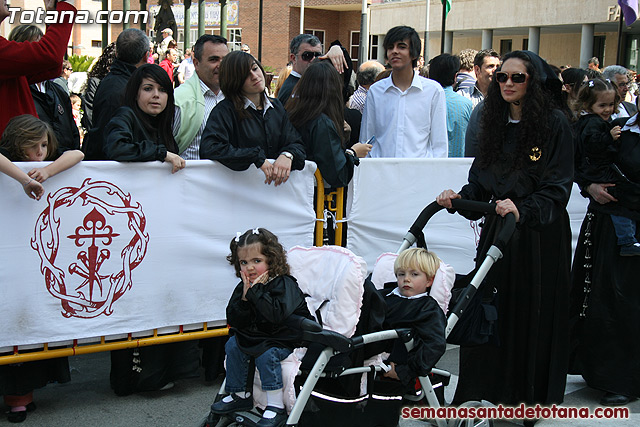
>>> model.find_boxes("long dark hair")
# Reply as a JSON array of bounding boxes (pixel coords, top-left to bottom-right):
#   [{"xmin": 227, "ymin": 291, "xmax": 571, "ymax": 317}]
[
  {"xmin": 478, "ymin": 51, "xmax": 552, "ymax": 169},
  {"xmin": 219, "ymin": 51, "xmax": 267, "ymax": 120},
  {"xmin": 123, "ymin": 64, "xmax": 177, "ymax": 152},
  {"xmin": 287, "ymin": 60, "xmax": 345, "ymax": 145}
]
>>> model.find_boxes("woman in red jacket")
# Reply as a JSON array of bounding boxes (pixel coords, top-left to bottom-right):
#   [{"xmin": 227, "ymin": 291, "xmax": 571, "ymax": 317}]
[{"xmin": 0, "ymin": 0, "xmax": 76, "ymax": 133}]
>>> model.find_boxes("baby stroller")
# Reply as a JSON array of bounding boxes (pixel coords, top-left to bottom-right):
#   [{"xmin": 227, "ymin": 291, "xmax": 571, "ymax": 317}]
[{"xmin": 202, "ymin": 199, "xmax": 515, "ymax": 427}]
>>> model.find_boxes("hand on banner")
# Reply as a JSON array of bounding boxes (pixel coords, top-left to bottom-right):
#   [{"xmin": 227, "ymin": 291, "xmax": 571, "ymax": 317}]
[
  {"xmin": 23, "ymin": 179, "xmax": 44, "ymax": 200},
  {"xmin": 259, "ymin": 160, "xmax": 274, "ymax": 184},
  {"xmin": 28, "ymin": 167, "xmax": 51, "ymax": 183},
  {"xmin": 165, "ymin": 152, "xmax": 186, "ymax": 174},
  {"xmin": 271, "ymin": 154, "xmax": 292, "ymax": 186}
]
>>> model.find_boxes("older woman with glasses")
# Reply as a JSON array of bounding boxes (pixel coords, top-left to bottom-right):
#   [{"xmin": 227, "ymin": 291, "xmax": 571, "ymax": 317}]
[{"xmin": 437, "ymin": 51, "xmax": 573, "ymax": 419}]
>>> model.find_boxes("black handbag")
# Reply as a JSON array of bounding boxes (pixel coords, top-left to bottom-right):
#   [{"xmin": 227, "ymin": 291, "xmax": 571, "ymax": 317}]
[{"xmin": 446, "ymin": 273, "xmax": 499, "ymax": 346}]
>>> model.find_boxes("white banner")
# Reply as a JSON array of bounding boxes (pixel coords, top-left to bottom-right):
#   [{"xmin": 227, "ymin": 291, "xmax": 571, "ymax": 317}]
[
  {"xmin": 0, "ymin": 160, "xmax": 317, "ymax": 348},
  {"xmin": 347, "ymin": 158, "xmax": 590, "ymax": 275}
]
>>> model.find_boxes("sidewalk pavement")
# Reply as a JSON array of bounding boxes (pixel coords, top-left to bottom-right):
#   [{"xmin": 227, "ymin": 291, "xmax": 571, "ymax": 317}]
[{"xmin": 1, "ymin": 345, "xmax": 637, "ymax": 426}]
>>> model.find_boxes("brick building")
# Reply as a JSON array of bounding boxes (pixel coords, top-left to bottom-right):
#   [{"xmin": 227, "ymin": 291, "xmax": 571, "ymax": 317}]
[{"xmin": 108, "ymin": 0, "xmax": 365, "ymax": 72}]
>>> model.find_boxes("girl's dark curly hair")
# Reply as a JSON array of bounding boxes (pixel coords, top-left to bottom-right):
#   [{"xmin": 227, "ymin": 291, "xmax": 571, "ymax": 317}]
[
  {"xmin": 478, "ymin": 50, "xmax": 553, "ymax": 169},
  {"xmin": 227, "ymin": 228, "xmax": 290, "ymax": 279}
]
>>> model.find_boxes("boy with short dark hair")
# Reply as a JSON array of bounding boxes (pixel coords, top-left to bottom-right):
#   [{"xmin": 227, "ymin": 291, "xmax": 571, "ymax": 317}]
[{"xmin": 360, "ymin": 25, "xmax": 448, "ymax": 159}]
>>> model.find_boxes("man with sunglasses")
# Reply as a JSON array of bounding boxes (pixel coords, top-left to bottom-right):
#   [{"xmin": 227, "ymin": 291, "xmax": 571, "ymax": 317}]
[{"xmin": 277, "ymin": 34, "xmax": 348, "ymax": 106}]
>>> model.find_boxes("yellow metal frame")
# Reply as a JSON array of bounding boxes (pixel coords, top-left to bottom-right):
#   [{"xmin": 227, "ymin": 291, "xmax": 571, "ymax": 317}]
[
  {"xmin": 313, "ymin": 169, "xmax": 345, "ymax": 247},
  {"xmin": 0, "ymin": 326, "xmax": 229, "ymax": 365},
  {"xmin": 1, "ymin": 170, "xmax": 346, "ymax": 366}
]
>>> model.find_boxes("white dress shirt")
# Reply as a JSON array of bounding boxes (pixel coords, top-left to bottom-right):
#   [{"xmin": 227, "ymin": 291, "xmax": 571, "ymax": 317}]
[{"xmin": 360, "ymin": 72, "xmax": 448, "ymax": 158}]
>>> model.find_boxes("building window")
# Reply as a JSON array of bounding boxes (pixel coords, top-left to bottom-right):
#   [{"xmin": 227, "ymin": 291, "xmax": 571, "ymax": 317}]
[
  {"xmin": 500, "ymin": 39, "xmax": 512, "ymax": 56},
  {"xmin": 91, "ymin": 40, "xmax": 102, "ymax": 48},
  {"xmin": 370, "ymin": 35, "xmax": 379, "ymax": 61},
  {"xmin": 522, "ymin": 38, "xmax": 528, "ymax": 50},
  {"xmin": 350, "ymin": 33, "xmax": 381, "ymax": 68},
  {"xmin": 593, "ymin": 35, "xmax": 605, "ymax": 65},
  {"xmin": 228, "ymin": 28, "xmax": 242, "ymax": 51},
  {"xmin": 304, "ymin": 29, "xmax": 325, "ymax": 52},
  {"xmin": 350, "ymin": 31, "xmax": 360, "ymax": 69}
]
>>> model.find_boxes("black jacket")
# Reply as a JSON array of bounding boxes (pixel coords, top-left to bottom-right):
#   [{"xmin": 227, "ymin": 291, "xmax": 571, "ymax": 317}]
[
  {"xmin": 226, "ymin": 275, "xmax": 312, "ymax": 357},
  {"xmin": 84, "ymin": 59, "xmax": 137, "ymax": 160},
  {"xmin": 573, "ymin": 114, "xmax": 619, "ymax": 186},
  {"xmin": 30, "ymin": 81, "xmax": 80, "ymax": 159},
  {"xmin": 296, "ymin": 114, "xmax": 357, "ymax": 188},
  {"xmin": 80, "ymin": 76, "xmax": 101, "ymax": 130},
  {"xmin": 383, "ymin": 291, "xmax": 446, "ymax": 386},
  {"xmin": 104, "ymin": 106, "xmax": 178, "ymax": 162},
  {"xmin": 199, "ymin": 97, "xmax": 305, "ymax": 171},
  {"xmin": 277, "ymin": 74, "xmax": 299, "ymax": 107}
]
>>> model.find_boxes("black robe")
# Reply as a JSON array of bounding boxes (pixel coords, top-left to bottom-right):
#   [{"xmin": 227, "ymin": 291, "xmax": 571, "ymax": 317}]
[
  {"xmin": 569, "ymin": 124, "xmax": 640, "ymax": 398},
  {"xmin": 226, "ymin": 275, "xmax": 311, "ymax": 357},
  {"xmin": 383, "ymin": 291, "xmax": 446, "ymax": 387},
  {"xmin": 453, "ymin": 109, "xmax": 574, "ymax": 406}
]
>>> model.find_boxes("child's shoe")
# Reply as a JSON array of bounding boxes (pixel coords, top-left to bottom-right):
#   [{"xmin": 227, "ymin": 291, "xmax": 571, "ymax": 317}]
[
  {"xmin": 620, "ymin": 242, "xmax": 640, "ymax": 256},
  {"xmin": 210, "ymin": 393, "xmax": 253, "ymax": 414},
  {"xmin": 256, "ymin": 406, "xmax": 287, "ymax": 427}
]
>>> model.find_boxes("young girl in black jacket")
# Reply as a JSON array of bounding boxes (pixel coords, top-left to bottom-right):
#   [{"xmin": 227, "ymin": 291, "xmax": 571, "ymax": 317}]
[
  {"xmin": 199, "ymin": 51, "xmax": 305, "ymax": 186},
  {"xmin": 211, "ymin": 228, "xmax": 311, "ymax": 427}
]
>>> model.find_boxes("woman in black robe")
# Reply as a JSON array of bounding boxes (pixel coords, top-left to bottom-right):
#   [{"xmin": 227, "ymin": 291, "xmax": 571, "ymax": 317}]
[
  {"xmin": 569, "ymin": 113, "xmax": 640, "ymax": 406},
  {"xmin": 437, "ymin": 51, "xmax": 573, "ymax": 415}
]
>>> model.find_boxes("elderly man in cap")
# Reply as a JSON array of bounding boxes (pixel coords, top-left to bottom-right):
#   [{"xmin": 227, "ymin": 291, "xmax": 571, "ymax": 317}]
[{"xmin": 158, "ymin": 28, "xmax": 174, "ymax": 61}]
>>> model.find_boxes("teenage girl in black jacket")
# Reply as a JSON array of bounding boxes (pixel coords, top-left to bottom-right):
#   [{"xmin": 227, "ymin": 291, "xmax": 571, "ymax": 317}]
[
  {"xmin": 199, "ymin": 51, "xmax": 305, "ymax": 186},
  {"xmin": 104, "ymin": 64, "xmax": 185, "ymax": 173}
]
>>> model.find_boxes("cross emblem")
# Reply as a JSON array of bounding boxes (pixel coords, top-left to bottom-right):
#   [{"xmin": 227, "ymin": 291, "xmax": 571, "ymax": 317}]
[{"xmin": 67, "ymin": 208, "xmax": 120, "ymax": 300}]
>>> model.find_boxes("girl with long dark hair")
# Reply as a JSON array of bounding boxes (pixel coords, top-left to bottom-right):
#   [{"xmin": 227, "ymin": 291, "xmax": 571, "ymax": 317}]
[
  {"xmin": 199, "ymin": 51, "xmax": 305, "ymax": 186},
  {"xmin": 104, "ymin": 64, "xmax": 185, "ymax": 173},
  {"xmin": 437, "ymin": 51, "xmax": 573, "ymax": 416},
  {"xmin": 287, "ymin": 60, "xmax": 370, "ymax": 187}
]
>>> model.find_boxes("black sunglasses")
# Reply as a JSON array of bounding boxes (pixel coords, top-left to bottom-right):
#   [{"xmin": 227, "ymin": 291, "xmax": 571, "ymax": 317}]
[
  {"xmin": 495, "ymin": 72, "xmax": 528, "ymax": 84},
  {"xmin": 300, "ymin": 51, "xmax": 322, "ymax": 61}
]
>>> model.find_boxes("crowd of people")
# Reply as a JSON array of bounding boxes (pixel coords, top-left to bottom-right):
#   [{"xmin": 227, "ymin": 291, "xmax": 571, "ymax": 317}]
[{"xmin": 1, "ymin": 0, "xmax": 639, "ymax": 424}]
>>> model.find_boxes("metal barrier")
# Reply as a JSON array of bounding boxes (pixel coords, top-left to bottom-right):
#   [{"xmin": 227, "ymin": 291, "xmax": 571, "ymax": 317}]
[
  {"xmin": 314, "ymin": 169, "xmax": 345, "ymax": 247},
  {"xmin": 1, "ymin": 169, "xmax": 347, "ymax": 366}
]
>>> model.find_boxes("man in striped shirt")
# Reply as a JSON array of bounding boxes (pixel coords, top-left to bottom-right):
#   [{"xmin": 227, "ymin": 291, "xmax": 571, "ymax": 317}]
[{"xmin": 174, "ymin": 35, "xmax": 229, "ymax": 160}]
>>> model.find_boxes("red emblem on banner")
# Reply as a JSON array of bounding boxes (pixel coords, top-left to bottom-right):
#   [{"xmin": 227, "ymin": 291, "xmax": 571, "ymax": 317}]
[{"xmin": 31, "ymin": 179, "xmax": 148, "ymax": 318}]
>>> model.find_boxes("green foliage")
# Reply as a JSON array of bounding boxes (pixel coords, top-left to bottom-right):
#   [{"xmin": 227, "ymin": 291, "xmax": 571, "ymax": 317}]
[
  {"xmin": 263, "ymin": 65, "xmax": 276, "ymax": 74},
  {"xmin": 68, "ymin": 55, "xmax": 95, "ymax": 72}
]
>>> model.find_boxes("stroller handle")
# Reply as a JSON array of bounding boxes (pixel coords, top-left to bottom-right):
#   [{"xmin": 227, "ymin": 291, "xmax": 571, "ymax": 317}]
[{"xmin": 404, "ymin": 199, "xmax": 516, "ymax": 254}]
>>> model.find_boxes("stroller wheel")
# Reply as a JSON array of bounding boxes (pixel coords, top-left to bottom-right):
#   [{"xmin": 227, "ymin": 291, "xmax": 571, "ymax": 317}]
[
  {"xmin": 201, "ymin": 410, "xmax": 234, "ymax": 427},
  {"xmin": 449, "ymin": 401, "xmax": 494, "ymax": 427}
]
